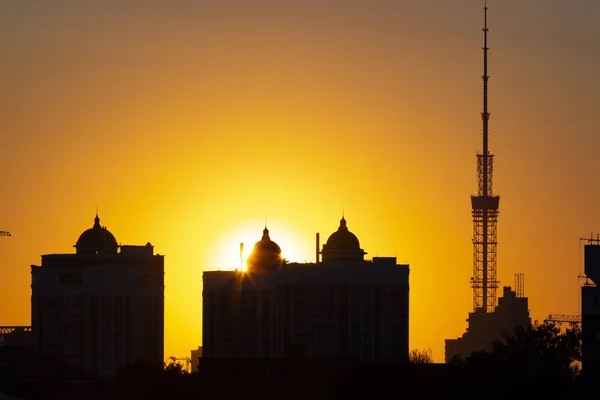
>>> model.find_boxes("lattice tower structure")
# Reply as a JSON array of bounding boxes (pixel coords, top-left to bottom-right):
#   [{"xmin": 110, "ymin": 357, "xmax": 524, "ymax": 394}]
[
  {"xmin": 515, "ymin": 273, "xmax": 525, "ymax": 298},
  {"xmin": 471, "ymin": 4, "xmax": 500, "ymax": 313}
]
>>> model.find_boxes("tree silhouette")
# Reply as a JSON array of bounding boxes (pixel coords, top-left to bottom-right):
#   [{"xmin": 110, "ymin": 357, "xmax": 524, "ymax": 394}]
[
  {"xmin": 464, "ymin": 321, "xmax": 581, "ymax": 381},
  {"xmin": 408, "ymin": 348, "xmax": 433, "ymax": 364},
  {"xmin": 113, "ymin": 359, "xmax": 190, "ymax": 399}
]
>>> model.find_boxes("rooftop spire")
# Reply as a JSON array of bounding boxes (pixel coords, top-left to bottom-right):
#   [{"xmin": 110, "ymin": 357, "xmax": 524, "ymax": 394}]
[
  {"xmin": 482, "ymin": 0, "xmax": 490, "ymax": 178},
  {"xmin": 263, "ymin": 216, "xmax": 269, "ymax": 237}
]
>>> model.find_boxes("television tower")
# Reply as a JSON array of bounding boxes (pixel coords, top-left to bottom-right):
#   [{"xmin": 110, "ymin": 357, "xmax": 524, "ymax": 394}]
[{"xmin": 470, "ymin": 2, "xmax": 500, "ymax": 313}]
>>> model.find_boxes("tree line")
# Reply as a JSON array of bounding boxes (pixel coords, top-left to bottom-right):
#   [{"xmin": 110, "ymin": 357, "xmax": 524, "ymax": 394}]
[{"xmin": 110, "ymin": 321, "xmax": 591, "ymax": 399}]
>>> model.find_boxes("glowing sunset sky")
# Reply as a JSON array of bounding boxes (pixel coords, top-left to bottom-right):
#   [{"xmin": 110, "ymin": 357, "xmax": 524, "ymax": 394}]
[{"xmin": 1, "ymin": 0, "xmax": 599, "ymax": 362}]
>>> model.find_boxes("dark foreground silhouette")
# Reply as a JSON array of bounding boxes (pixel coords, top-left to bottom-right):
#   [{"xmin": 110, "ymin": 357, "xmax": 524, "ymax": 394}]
[{"xmin": 0, "ymin": 322, "xmax": 595, "ymax": 399}]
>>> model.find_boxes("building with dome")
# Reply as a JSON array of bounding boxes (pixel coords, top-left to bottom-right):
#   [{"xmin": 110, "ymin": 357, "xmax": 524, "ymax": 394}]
[
  {"xmin": 246, "ymin": 227, "xmax": 284, "ymax": 272},
  {"xmin": 30, "ymin": 214, "xmax": 164, "ymax": 378},
  {"xmin": 321, "ymin": 217, "xmax": 366, "ymax": 263},
  {"xmin": 202, "ymin": 217, "xmax": 409, "ymax": 363}
]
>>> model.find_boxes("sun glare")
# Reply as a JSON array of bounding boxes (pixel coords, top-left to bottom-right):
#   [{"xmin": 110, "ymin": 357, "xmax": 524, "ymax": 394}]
[{"xmin": 212, "ymin": 221, "xmax": 309, "ymax": 273}]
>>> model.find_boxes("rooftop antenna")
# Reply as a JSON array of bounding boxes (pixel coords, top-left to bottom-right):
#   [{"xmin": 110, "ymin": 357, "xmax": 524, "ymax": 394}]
[
  {"xmin": 316, "ymin": 232, "xmax": 320, "ymax": 264},
  {"xmin": 240, "ymin": 242, "xmax": 244, "ymax": 270}
]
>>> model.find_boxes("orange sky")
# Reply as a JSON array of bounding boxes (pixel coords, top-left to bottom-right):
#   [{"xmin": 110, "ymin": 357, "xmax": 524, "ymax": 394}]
[{"xmin": 1, "ymin": 0, "xmax": 599, "ymax": 362}]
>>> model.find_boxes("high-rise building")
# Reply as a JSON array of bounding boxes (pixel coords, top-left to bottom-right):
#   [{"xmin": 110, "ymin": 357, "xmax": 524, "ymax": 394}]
[
  {"xmin": 581, "ymin": 242, "xmax": 600, "ymax": 372},
  {"xmin": 31, "ymin": 214, "xmax": 164, "ymax": 378},
  {"xmin": 202, "ymin": 217, "xmax": 410, "ymax": 362}
]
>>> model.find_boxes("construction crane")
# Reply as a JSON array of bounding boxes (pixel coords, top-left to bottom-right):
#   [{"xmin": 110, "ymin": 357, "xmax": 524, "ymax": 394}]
[
  {"xmin": 167, "ymin": 356, "xmax": 191, "ymax": 372},
  {"xmin": 0, "ymin": 231, "xmax": 11, "ymax": 237},
  {"xmin": 545, "ymin": 314, "xmax": 582, "ymax": 325}
]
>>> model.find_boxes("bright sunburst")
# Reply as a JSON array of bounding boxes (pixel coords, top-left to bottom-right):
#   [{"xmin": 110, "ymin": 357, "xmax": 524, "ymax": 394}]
[{"xmin": 212, "ymin": 220, "xmax": 309, "ymax": 272}]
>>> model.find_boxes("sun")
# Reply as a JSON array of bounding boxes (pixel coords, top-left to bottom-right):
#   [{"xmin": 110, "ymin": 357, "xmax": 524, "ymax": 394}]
[{"xmin": 212, "ymin": 221, "xmax": 310, "ymax": 272}]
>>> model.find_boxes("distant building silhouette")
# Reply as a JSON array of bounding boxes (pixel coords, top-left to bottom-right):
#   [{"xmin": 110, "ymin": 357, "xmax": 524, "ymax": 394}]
[
  {"xmin": 0, "ymin": 327, "xmax": 32, "ymax": 349},
  {"xmin": 190, "ymin": 346, "xmax": 202, "ymax": 372},
  {"xmin": 203, "ymin": 217, "xmax": 409, "ymax": 362},
  {"xmin": 30, "ymin": 213, "xmax": 164, "ymax": 378},
  {"xmin": 445, "ymin": 285, "xmax": 531, "ymax": 362},
  {"xmin": 582, "ymin": 241, "xmax": 600, "ymax": 372}
]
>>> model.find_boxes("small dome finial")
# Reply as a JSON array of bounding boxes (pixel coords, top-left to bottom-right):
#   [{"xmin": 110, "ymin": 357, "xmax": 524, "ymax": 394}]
[
  {"xmin": 263, "ymin": 216, "xmax": 270, "ymax": 239},
  {"xmin": 339, "ymin": 206, "xmax": 348, "ymax": 230},
  {"xmin": 94, "ymin": 205, "xmax": 100, "ymax": 227}
]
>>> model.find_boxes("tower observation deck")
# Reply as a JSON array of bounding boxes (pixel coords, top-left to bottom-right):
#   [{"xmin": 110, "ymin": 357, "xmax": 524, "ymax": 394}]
[{"xmin": 470, "ymin": 4, "xmax": 500, "ymax": 313}]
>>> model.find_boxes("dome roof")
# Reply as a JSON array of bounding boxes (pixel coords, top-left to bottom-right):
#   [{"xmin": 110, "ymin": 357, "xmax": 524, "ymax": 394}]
[
  {"xmin": 247, "ymin": 227, "xmax": 282, "ymax": 271},
  {"xmin": 325, "ymin": 217, "xmax": 360, "ymax": 249},
  {"xmin": 321, "ymin": 217, "xmax": 365, "ymax": 263},
  {"xmin": 75, "ymin": 214, "xmax": 118, "ymax": 255}
]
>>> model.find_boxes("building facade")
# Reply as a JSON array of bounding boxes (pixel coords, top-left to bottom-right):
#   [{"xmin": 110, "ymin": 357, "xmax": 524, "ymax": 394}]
[
  {"xmin": 31, "ymin": 214, "xmax": 164, "ymax": 377},
  {"xmin": 582, "ymin": 243, "xmax": 600, "ymax": 372},
  {"xmin": 203, "ymin": 218, "xmax": 410, "ymax": 363}
]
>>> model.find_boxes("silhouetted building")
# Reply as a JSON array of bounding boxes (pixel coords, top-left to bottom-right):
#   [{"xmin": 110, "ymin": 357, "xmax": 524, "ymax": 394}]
[
  {"xmin": 30, "ymin": 214, "xmax": 164, "ymax": 378},
  {"xmin": 191, "ymin": 346, "xmax": 202, "ymax": 372},
  {"xmin": 582, "ymin": 243, "xmax": 600, "ymax": 372},
  {"xmin": 203, "ymin": 217, "xmax": 410, "ymax": 362},
  {"xmin": 445, "ymin": 285, "xmax": 531, "ymax": 362}
]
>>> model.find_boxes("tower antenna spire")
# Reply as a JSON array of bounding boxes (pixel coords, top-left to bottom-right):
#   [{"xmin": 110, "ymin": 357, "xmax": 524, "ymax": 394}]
[
  {"xmin": 471, "ymin": 1, "xmax": 500, "ymax": 313},
  {"xmin": 483, "ymin": 0, "xmax": 489, "ymax": 169}
]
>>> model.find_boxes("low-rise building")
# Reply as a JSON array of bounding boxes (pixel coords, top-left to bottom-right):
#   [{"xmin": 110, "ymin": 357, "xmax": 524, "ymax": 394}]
[{"xmin": 445, "ymin": 286, "xmax": 531, "ymax": 362}]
